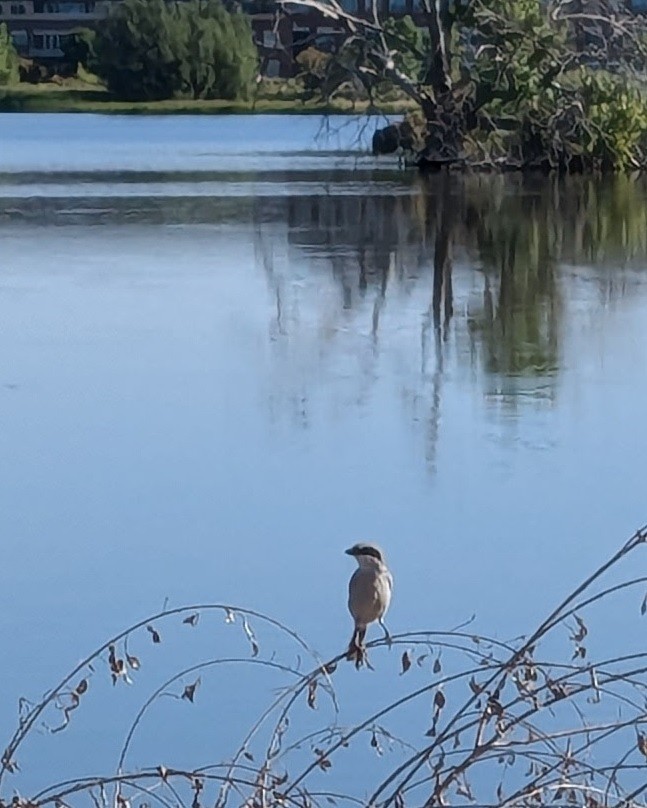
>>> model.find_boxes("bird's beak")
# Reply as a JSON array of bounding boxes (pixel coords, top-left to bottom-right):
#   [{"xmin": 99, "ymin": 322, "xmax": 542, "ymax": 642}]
[{"xmin": 345, "ymin": 547, "xmax": 355, "ymax": 556}]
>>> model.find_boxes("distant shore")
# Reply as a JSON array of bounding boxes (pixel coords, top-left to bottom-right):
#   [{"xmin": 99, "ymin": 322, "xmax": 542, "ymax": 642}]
[{"xmin": 0, "ymin": 78, "xmax": 413, "ymax": 115}]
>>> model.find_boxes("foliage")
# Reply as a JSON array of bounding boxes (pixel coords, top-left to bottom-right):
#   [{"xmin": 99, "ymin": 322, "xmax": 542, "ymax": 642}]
[
  {"xmin": 2, "ymin": 524, "xmax": 647, "ymax": 807},
  {"xmin": 459, "ymin": 1, "xmax": 647, "ymax": 170},
  {"xmin": 81, "ymin": 0, "xmax": 257, "ymax": 102},
  {"xmin": 0, "ymin": 23, "xmax": 19, "ymax": 88},
  {"xmin": 383, "ymin": 16, "xmax": 431, "ymax": 83},
  {"xmin": 295, "ymin": 47, "xmax": 331, "ymax": 92},
  {"xmin": 173, "ymin": 0, "xmax": 257, "ymax": 100},
  {"xmin": 290, "ymin": 0, "xmax": 647, "ymax": 171},
  {"xmin": 62, "ymin": 29, "xmax": 96, "ymax": 76},
  {"xmin": 577, "ymin": 70, "xmax": 647, "ymax": 169}
]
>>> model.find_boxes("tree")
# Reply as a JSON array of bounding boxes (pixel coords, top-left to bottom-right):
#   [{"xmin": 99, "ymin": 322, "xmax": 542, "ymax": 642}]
[
  {"xmin": 285, "ymin": 0, "xmax": 647, "ymax": 171},
  {"xmin": 0, "ymin": 23, "xmax": 19, "ymax": 87},
  {"xmin": 174, "ymin": 0, "xmax": 257, "ymax": 100},
  {"xmin": 82, "ymin": 0, "xmax": 257, "ymax": 102}
]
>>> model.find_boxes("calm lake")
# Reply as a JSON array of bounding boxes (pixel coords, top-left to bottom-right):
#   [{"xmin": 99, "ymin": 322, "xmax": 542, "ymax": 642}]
[{"xmin": 1, "ymin": 114, "xmax": 646, "ymax": 800}]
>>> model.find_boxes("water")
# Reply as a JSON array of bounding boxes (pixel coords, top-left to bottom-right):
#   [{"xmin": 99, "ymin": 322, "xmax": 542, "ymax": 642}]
[{"xmin": 1, "ymin": 114, "xmax": 647, "ymax": 803}]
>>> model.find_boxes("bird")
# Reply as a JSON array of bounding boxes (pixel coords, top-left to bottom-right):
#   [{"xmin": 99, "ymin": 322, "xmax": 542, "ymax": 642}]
[{"xmin": 345, "ymin": 542, "xmax": 393, "ymax": 668}]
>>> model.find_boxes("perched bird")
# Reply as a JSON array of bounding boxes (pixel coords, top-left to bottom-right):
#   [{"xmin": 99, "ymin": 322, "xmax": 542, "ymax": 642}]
[{"xmin": 345, "ymin": 542, "xmax": 393, "ymax": 668}]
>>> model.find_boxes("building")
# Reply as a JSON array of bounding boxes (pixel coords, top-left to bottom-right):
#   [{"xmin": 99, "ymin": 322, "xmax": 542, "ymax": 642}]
[
  {"xmin": 1, "ymin": 0, "xmax": 108, "ymax": 62},
  {"xmin": 1, "ymin": 0, "xmax": 643, "ymax": 75},
  {"xmin": 2, "ymin": 0, "xmax": 431, "ymax": 73},
  {"xmin": 0, "ymin": 0, "xmax": 349, "ymax": 73}
]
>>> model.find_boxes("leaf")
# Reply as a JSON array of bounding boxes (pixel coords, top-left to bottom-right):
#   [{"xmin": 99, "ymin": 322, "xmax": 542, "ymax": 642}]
[
  {"xmin": 434, "ymin": 690, "xmax": 446, "ymax": 710},
  {"xmin": 401, "ymin": 651, "xmax": 412, "ymax": 675},
  {"xmin": 433, "ymin": 657, "xmax": 442, "ymax": 674},
  {"xmin": 108, "ymin": 645, "xmax": 126, "ymax": 685},
  {"xmin": 183, "ymin": 613, "xmax": 199, "ymax": 627},
  {"xmin": 547, "ymin": 679, "xmax": 568, "ymax": 701},
  {"xmin": 243, "ymin": 751, "xmax": 254, "ymax": 762},
  {"xmin": 469, "ymin": 676, "xmax": 483, "ymax": 695},
  {"xmin": 314, "ymin": 748, "xmax": 332, "ymax": 771},
  {"xmin": 307, "ymin": 679, "xmax": 317, "ymax": 710},
  {"xmin": 192, "ymin": 778, "xmax": 203, "ymax": 808},
  {"xmin": 126, "ymin": 655, "xmax": 141, "ymax": 671},
  {"xmin": 75, "ymin": 679, "xmax": 88, "ymax": 696},
  {"xmin": 638, "ymin": 732, "xmax": 647, "ymax": 759},
  {"xmin": 225, "ymin": 608, "xmax": 236, "ymax": 624},
  {"xmin": 147, "ymin": 625, "xmax": 161, "ymax": 644},
  {"xmin": 241, "ymin": 615, "xmax": 259, "ymax": 657},
  {"xmin": 487, "ymin": 696, "xmax": 504, "ymax": 718},
  {"xmin": 157, "ymin": 765, "xmax": 169, "ymax": 782},
  {"xmin": 571, "ymin": 615, "xmax": 588, "ymax": 643},
  {"xmin": 182, "ymin": 677, "xmax": 201, "ymax": 703}
]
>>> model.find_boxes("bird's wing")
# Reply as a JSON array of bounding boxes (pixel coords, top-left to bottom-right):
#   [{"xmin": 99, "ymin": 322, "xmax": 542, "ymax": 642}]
[{"xmin": 380, "ymin": 568, "xmax": 394, "ymax": 617}]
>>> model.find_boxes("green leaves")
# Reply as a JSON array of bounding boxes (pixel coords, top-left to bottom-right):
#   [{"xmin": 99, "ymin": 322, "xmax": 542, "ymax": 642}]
[
  {"xmin": 0, "ymin": 23, "xmax": 19, "ymax": 88},
  {"xmin": 87, "ymin": 0, "xmax": 257, "ymax": 102}
]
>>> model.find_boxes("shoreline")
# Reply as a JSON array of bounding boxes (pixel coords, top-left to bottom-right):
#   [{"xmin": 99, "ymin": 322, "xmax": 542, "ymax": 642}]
[{"xmin": 0, "ymin": 83, "xmax": 413, "ymax": 116}]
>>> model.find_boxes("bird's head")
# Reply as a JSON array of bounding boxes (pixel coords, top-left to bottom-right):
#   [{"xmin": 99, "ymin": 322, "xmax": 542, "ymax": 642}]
[{"xmin": 345, "ymin": 542, "xmax": 386, "ymax": 568}]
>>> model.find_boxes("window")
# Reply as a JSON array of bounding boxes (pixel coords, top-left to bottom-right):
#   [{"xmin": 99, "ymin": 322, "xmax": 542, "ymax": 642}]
[
  {"xmin": 10, "ymin": 4, "xmax": 27, "ymax": 13},
  {"xmin": 33, "ymin": 1, "xmax": 95, "ymax": 11},
  {"xmin": 262, "ymin": 29, "xmax": 278, "ymax": 48},
  {"xmin": 11, "ymin": 28, "xmax": 28, "ymax": 46},
  {"xmin": 32, "ymin": 31, "xmax": 61, "ymax": 49},
  {"xmin": 265, "ymin": 57, "xmax": 280, "ymax": 77}
]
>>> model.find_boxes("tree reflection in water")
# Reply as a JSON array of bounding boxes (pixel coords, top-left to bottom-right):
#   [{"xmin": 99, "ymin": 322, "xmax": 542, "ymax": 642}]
[{"xmin": 254, "ymin": 174, "xmax": 647, "ymax": 470}]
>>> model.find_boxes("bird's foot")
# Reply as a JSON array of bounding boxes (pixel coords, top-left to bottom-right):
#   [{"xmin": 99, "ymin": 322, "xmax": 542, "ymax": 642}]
[{"xmin": 347, "ymin": 638, "xmax": 373, "ymax": 670}]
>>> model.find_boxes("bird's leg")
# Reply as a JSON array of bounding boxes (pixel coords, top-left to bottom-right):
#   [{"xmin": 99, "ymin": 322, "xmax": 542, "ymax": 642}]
[
  {"xmin": 379, "ymin": 618, "xmax": 392, "ymax": 648},
  {"xmin": 347, "ymin": 626, "xmax": 369, "ymax": 669}
]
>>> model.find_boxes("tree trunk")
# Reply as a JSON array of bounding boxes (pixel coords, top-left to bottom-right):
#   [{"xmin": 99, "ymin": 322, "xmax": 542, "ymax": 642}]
[{"xmin": 421, "ymin": 0, "xmax": 452, "ymax": 96}]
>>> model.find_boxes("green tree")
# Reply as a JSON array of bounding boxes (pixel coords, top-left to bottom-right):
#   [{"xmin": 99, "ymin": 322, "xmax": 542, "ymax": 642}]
[
  {"xmin": 174, "ymin": 0, "xmax": 256, "ymax": 100},
  {"xmin": 85, "ymin": 0, "xmax": 257, "ymax": 102},
  {"xmin": 290, "ymin": 0, "xmax": 647, "ymax": 171},
  {"xmin": 0, "ymin": 23, "xmax": 19, "ymax": 87},
  {"xmin": 89, "ymin": 0, "xmax": 182, "ymax": 100}
]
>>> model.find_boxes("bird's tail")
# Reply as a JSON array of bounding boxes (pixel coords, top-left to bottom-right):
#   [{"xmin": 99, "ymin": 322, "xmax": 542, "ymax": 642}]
[{"xmin": 346, "ymin": 626, "xmax": 366, "ymax": 669}]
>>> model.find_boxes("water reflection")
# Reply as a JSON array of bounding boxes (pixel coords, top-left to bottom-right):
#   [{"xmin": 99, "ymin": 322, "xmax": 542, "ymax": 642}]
[
  {"xmin": 255, "ymin": 174, "xmax": 647, "ymax": 466},
  {"xmin": 3, "ymin": 119, "xmax": 647, "ymax": 795}
]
